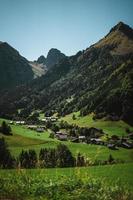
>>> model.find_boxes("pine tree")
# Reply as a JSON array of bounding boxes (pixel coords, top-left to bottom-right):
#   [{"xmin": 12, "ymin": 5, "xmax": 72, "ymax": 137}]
[
  {"xmin": 56, "ymin": 144, "xmax": 75, "ymax": 167},
  {"xmin": 28, "ymin": 149, "xmax": 37, "ymax": 168},
  {"xmin": 19, "ymin": 149, "xmax": 37, "ymax": 168},
  {"xmin": 0, "ymin": 138, "xmax": 15, "ymax": 168},
  {"xmin": 19, "ymin": 150, "xmax": 29, "ymax": 168}
]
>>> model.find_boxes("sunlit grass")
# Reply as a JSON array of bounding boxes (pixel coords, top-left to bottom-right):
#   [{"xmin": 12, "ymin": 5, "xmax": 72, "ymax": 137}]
[
  {"xmin": 0, "ymin": 117, "xmax": 133, "ymax": 161},
  {"xmin": 61, "ymin": 112, "xmax": 133, "ymax": 136}
]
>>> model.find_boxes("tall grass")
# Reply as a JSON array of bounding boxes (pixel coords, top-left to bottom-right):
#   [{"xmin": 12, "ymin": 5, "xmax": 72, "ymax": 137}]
[{"xmin": 0, "ymin": 167, "xmax": 132, "ymax": 200}]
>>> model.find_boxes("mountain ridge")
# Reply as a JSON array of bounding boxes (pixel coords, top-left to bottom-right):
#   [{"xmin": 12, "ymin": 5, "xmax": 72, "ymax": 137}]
[
  {"xmin": 29, "ymin": 48, "xmax": 66, "ymax": 78},
  {"xmin": 92, "ymin": 21, "xmax": 133, "ymax": 55},
  {"xmin": 0, "ymin": 42, "xmax": 34, "ymax": 90},
  {"xmin": 109, "ymin": 21, "xmax": 133, "ymax": 39},
  {"xmin": 0, "ymin": 22, "xmax": 133, "ymax": 125}
]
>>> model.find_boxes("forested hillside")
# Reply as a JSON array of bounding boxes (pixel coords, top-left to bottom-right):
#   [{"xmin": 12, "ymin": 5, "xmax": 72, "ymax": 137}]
[
  {"xmin": 0, "ymin": 42, "xmax": 34, "ymax": 90},
  {"xmin": 0, "ymin": 22, "xmax": 133, "ymax": 125}
]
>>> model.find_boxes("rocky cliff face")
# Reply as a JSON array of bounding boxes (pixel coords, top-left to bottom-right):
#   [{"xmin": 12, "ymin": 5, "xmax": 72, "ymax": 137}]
[{"xmin": 46, "ymin": 48, "xmax": 66, "ymax": 68}]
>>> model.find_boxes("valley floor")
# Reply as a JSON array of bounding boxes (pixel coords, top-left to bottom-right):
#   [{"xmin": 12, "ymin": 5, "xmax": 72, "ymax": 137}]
[
  {"xmin": 0, "ymin": 115, "xmax": 133, "ymax": 199},
  {"xmin": 0, "ymin": 116, "xmax": 133, "ymax": 163},
  {"xmin": 0, "ymin": 126, "xmax": 133, "ymax": 163}
]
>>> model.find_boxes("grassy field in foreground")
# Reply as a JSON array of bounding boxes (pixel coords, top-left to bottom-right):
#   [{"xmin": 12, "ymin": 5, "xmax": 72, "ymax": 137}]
[
  {"xmin": 0, "ymin": 163, "xmax": 133, "ymax": 200},
  {"xmin": 0, "ymin": 118, "xmax": 133, "ymax": 199},
  {"xmin": 61, "ymin": 112, "xmax": 133, "ymax": 136},
  {"xmin": 1, "ymin": 163, "xmax": 133, "ymax": 186}
]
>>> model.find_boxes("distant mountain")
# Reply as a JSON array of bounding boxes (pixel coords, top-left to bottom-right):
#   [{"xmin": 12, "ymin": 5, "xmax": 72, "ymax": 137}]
[
  {"xmin": 37, "ymin": 55, "xmax": 46, "ymax": 64},
  {"xmin": 46, "ymin": 48, "xmax": 66, "ymax": 68},
  {"xmin": 0, "ymin": 42, "xmax": 34, "ymax": 90},
  {"xmin": 0, "ymin": 22, "xmax": 133, "ymax": 125},
  {"xmin": 29, "ymin": 49, "xmax": 66, "ymax": 77}
]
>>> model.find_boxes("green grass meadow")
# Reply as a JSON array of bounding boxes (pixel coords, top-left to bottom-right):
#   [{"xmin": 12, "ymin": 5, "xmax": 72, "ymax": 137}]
[
  {"xmin": 1, "ymin": 163, "xmax": 133, "ymax": 186},
  {"xmin": 0, "ymin": 116, "xmax": 133, "ymax": 199},
  {"xmin": 0, "ymin": 163, "xmax": 133, "ymax": 200},
  {"xmin": 61, "ymin": 112, "xmax": 133, "ymax": 136},
  {"xmin": 0, "ymin": 123, "xmax": 133, "ymax": 162},
  {"xmin": 0, "ymin": 117, "xmax": 133, "ymax": 162}
]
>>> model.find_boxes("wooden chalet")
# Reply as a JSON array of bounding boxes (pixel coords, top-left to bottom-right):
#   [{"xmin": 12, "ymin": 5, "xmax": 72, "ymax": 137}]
[
  {"xmin": 55, "ymin": 132, "xmax": 68, "ymax": 141},
  {"xmin": 90, "ymin": 138, "xmax": 104, "ymax": 145}
]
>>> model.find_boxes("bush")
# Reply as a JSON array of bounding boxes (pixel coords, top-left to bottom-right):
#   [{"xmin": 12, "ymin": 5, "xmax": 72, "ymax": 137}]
[
  {"xmin": 76, "ymin": 153, "xmax": 85, "ymax": 166},
  {"xmin": 49, "ymin": 132, "xmax": 55, "ymax": 138},
  {"xmin": 108, "ymin": 154, "xmax": 115, "ymax": 164},
  {"xmin": 125, "ymin": 127, "xmax": 131, "ymax": 133},
  {"xmin": 0, "ymin": 121, "xmax": 12, "ymax": 135},
  {"xmin": 51, "ymin": 124, "xmax": 59, "ymax": 133},
  {"xmin": 72, "ymin": 114, "xmax": 76, "ymax": 120}
]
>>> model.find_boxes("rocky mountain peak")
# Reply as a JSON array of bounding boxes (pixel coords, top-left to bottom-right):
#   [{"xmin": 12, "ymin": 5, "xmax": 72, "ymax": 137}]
[
  {"xmin": 37, "ymin": 55, "xmax": 46, "ymax": 64},
  {"xmin": 46, "ymin": 48, "xmax": 66, "ymax": 68},
  {"xmin": 109, "ymin": 21, "xmax": 133, "ymax": 39}
]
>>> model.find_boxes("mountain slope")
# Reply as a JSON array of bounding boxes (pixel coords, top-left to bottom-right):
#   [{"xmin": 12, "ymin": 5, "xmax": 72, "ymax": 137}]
[
  {"xmin": 29, "ymin": 61, "xmax": 47, "ymax": 78},
  {"xmin": 94, "ymin": 21, "xmax": 133, "ymax": 55},
  {"xmin": 0, "ymin": 22, "xmax": 133, "ymax": 125},
  {"xmin": 0, "ymin": 42, "xmax": 34, "ymax": 90}
]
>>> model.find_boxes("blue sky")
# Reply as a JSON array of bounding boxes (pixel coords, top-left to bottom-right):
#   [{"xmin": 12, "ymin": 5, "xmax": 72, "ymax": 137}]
[{"xmin": 0, "ymin": 0, "xmax": 133, "ymax": 60}]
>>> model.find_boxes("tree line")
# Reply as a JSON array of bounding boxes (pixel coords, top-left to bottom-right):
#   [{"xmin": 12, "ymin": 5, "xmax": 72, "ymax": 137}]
[
  {"xmin": 0, "ymin": 138, "xmax": 75, "ymax": 169},
  {"xmin": 0, "ymin": 137, "xmax": 123, "ymax": 169}
]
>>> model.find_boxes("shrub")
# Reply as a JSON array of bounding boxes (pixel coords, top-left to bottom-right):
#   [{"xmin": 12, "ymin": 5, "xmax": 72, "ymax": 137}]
[{"xmin": 0, "ymin": 121, "xmax": 12, "ymax": 135}]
